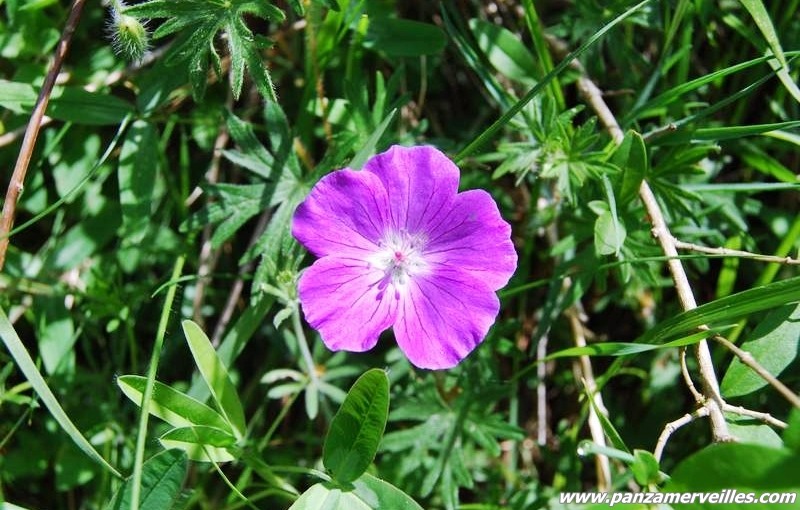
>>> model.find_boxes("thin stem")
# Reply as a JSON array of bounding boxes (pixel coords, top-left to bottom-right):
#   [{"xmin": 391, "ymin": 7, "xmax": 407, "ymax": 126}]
[
  {"xmin": 291, "ymin": 304, "xmax": 320, "ymax": 390},
  {"xmin": 0, "ymin": 0, "xmax": 87, "ymax": 271},
  {"xmin": 569, "ymin": 308, "xmax": 611, "ymax": 491},
  {"xmin": 722, "ymin": 403, "xmax": 788, "ymax": 429},
  {"xmin": 713, "ymin": 334, "xmax": 800, "ymax": 409},
  {"xmin": 130, "ymin": 255, "xmax": 186, "ymax": 510},
  {"xmin": 679, "ymin": 347, "xmax": 703, "ymax": 404},
  {"xmin": 673, "ymin": 239, "xmax": 800, "ymax": 265},
  {"xmin": 654, "ymin": 407, "xmax": 710, "ymax": 462}
]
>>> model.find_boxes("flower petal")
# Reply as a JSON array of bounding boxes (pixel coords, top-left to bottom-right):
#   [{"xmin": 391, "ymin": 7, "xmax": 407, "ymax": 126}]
[
  {"xmin": 393, "ymin": 267, "xmax": 500, "ymax": 369},
  {"xmin": 298, "ymin": 257, "xmax": 398, "ymax": 352},
  {"xmin": 364, "ymin": 145, "xmax": 459, "ymax": 233},
  {"xmin": 425, "ymin": 189, "xmax": 517, "ymax": 290},
  {"xmin": 292, "ymin": 169, "xmax": 392, "ymax": 258}
]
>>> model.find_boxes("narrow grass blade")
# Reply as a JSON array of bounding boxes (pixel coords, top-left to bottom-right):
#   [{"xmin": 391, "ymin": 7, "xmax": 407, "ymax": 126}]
[{"xmin": 0, "ymin": 308, "xmax": 122, "ymax": 478}]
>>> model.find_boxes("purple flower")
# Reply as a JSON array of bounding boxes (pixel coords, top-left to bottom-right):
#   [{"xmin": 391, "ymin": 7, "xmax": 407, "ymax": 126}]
[{"xmin": 291, "ymin": 145, "xmax": 517, "ymax": 369}]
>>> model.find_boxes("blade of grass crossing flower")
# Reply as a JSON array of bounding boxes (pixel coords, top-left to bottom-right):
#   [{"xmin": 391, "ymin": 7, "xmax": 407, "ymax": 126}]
[
  {"xmin": 0, "ymin": 308, "xmax": 122, "ymax": 478},
  {"xmin": 182, "ymin": 320, "xmax": 247, "ymax": 439},
  {"xmin": 454, "ymin": 0, "xmax": 653, "ymax": 162},
  {"xmin": 130, "ymin": 255, "xmax": 186, "ymax": 510},
  {"xmin": 348, "ymin": 108, "xmax": 397, "ymax": 170}
]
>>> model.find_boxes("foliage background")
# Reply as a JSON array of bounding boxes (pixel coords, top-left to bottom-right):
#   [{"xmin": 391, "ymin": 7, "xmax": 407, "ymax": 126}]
[{"xmin": 0, "ymin": 0, "xmax": 799, "ymax": 509}]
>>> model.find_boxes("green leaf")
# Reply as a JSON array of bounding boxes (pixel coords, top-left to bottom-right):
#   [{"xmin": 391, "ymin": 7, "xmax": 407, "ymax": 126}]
[
  {"xmin": 660, "ymin": 121, "xmax": 800, "ymax": 144},
  {"xmin": 784, "ymin": 409, "xmax": 800, "ymax": 453},
  {"xmin": 364, "ymin": 18, "xmax": 447, "ymax": 57},
  {"xmin": 118, "ymin": 120, "xmax": 158, "ymax": 243},
  {"xmin": 105, "ymin": 449, "xmax": 187, "ymax": 510},
  {"xmin": 159, "ymin": 426, "xmax": 237, "ymax": 463},
  {"xmin": 631, "ymin": 449, "xmax": 660, "ymax": 486},
  {"xmin": 182, "ymin": 320, "xmax": 247, "ymax": 439},
  {"xmin": 545, "ymin": 331, "xmax": 720, "ymax": 359},
  {"xmin": 594, "ymin": 210, "xmax": 626, "ymax": 256},
  {"xmin": 323, "ymin": 369, "xmax": 390, "ymax": 484},
  {"xmin": 288, "ymin": 475, "xmax": 423, "ymax": 510},
  {"xmin": 124, "ymin": 0, "xmax": 281, "ymax": 100},
  {"xmin": 720, "ymin": 303, "xmax": 800, "ymax": 397},
  {"xmin": 117, "ymin": 375, "xmax": 233, "ymax": 433},
  {"xmin": 48, "ymin": 88, "xmax": 135, "ymax": 125},
  {"xmin": 468, "ymin": 18, "xmax": 538, "ymax": 82},
  {"xmin": 181, "ymin": 183, "xmax": 275, "ymax": 247},
  {"xmin": 664, "ymin": 443, "xmax": 800, "ymax": 509},
  {"xmin": 0, "ymin": 81, "xmax": 135, "ymax": 125},
  {"xmin": 351, "ymin": 473, "xmax": 424, "ymax": 510},
  {"xmin": 739, "ymin": 0, "xmax": 787, "ymax": 67},
  {"xmin": 223, "ymin": 113, "xmax": 274, "ymax": 179},
  {"xmin": 288, "ymin": 484, "xmax": 355, "ymax": 510},
  {"xmin": 611, "ymin": 130, "xmax": 647, "ymax": 206}
]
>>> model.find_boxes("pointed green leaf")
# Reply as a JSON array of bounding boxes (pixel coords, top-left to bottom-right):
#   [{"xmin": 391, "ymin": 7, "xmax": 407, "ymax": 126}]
[
  {"xmin": 288, "ymin": 475, "xmax": 423, "ymax": 510},
  {"xmin": 637, "ymin": 276, "xmax": 800, "ymax": 346},
  {"xmin": 594, "ymin": 210, "xmax": 626, "ymax": 256},
  {"xmin": 364, "ymin": 18, "xmax": 447, "ymax": 57},
  {"xmin": 664, "ymin": 443, "xmax": 800, "ymax": 507},
  {"xmin": 611, "ymin": 130, "xmax": 647, "ymax": 206},
  {"xmin": 323, "ymin": 369, "xmax": 390, "ymax": 484},
  {"xmin": 182, "ymin": 320, "xmax": 246, "ymax": 439},
  {"xmin": 739, "ymin": 0, "xmax": 787, "ymax": 67},
  {"xmin": 351, "ymin": 473, "xmax": 424, "ymax": 510},
  {"xmin": 631, "ymin": 449, "xmax": 660, "ymax": 486},
  {"xmin": 118, "ymin": 120, "xmax": 158, "ymax": 243},
  {"xmin": 159, "ymin": 426, "xmax": 237, "ymax": 463},
  {"xmin": 117, "ymin": 375, "xmax": 232, "ymax": 433},
  {"xmin": 721, "ymin": 303, "xmax": 800, "ymax": 397},
  {"xmin": 468, "ymin": 18, "xmax": 538, "ymax": 82},
  {"xmin": 105, "ymin": 449, "xmax": 187, "ymax": 510}
]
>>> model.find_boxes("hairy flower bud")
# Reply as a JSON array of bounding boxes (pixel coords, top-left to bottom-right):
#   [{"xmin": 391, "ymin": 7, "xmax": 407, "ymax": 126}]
[{"xmin": 108, "ymin": 5, "xmax": 149, "ymax": 62}]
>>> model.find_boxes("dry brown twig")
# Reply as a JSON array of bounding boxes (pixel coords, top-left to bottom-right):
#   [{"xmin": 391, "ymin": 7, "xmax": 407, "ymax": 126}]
[
  {"xmin": 0, "ymin": 0, "xmax": 87, "ymax": 272},
  {"xmin": 567, "ymin": 51, "xmax": 799, "ymax": 455}
]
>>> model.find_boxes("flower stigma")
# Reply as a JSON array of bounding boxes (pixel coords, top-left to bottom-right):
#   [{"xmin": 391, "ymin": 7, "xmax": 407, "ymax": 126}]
[{"xmin": 371, "ymin": 229, "xmax": 428, "ymax": 287}]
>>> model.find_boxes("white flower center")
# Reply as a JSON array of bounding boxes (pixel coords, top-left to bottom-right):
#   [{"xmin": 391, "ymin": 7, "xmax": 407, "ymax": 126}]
[{"xmin": 371, "ymin": 230, "xmax": 428, "ymax": 285}]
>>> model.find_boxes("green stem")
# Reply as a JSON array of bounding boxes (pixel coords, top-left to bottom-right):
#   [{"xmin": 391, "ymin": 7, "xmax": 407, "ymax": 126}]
[
  {"xmin": 292, "ymin": 304, "xmax": 320, "ymax": 389},
  {"xmin": 130, "ymin": 255, "xmax": 186, "ymax": 509}
]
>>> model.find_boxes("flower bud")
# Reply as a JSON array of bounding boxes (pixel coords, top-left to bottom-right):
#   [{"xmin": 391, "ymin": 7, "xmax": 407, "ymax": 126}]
[{"xmin": 108, "ymin": 8, "xmax": 149, "ymax": 62}]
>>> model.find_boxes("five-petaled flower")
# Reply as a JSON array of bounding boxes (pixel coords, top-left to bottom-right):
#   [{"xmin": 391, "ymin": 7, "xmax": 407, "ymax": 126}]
[{"xmin": 291, "ymin": 145, "xmax": 517, "ymax": 369}]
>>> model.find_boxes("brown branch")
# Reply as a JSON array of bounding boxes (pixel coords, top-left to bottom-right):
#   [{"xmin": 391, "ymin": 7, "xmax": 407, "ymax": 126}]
[
  {"xmin": 568, "ymin": 307, "xmax": 611, "ymax": 491},
  {"xmin": 0, "ymin": 0, "xmax": 87, "ymax": 271},
  {"xmin": 654, "ymin": 407, "xmax": 710, "ymax": 462},
  {"xmin": 575, "ymin": 72, "xmax": 732, "ymax": 443},
  {"xmin": 674, "ymin": 239, "xmax": 800, "ymax": 265}
]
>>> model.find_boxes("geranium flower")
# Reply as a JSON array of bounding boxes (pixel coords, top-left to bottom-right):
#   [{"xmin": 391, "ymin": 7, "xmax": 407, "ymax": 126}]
[{"xmin": 291, "ymin": 145, "xmax": 517, "ymax": 369}]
